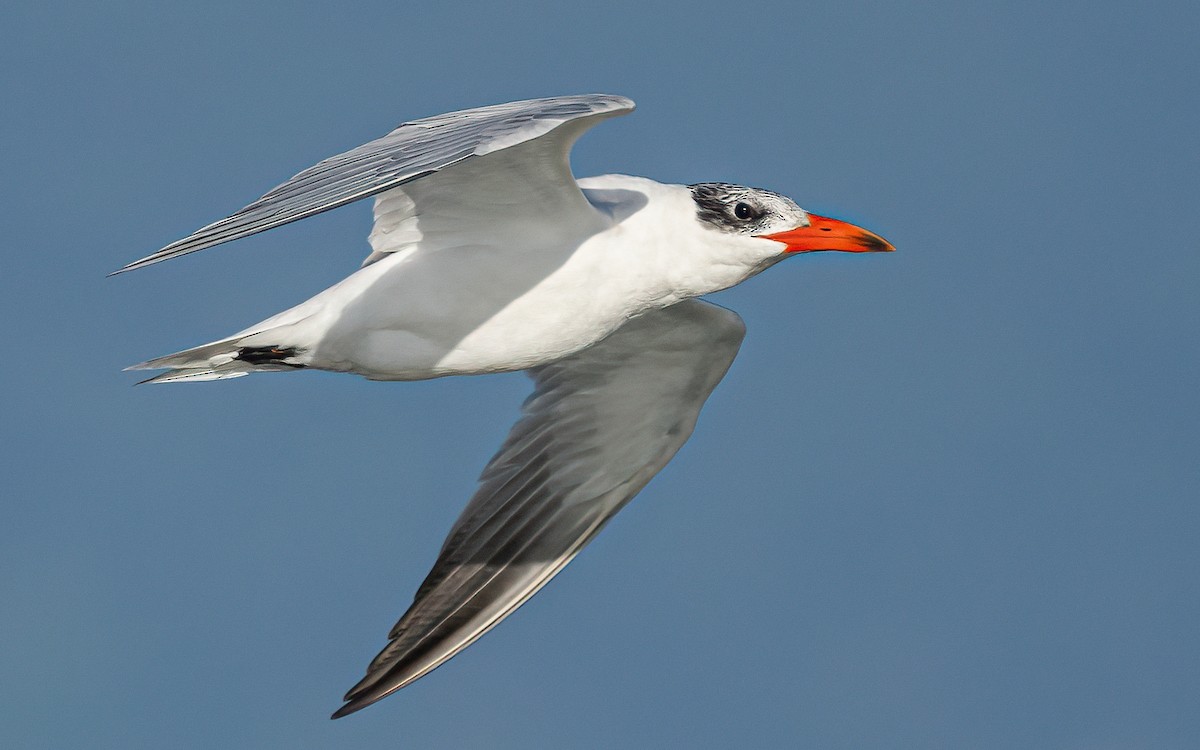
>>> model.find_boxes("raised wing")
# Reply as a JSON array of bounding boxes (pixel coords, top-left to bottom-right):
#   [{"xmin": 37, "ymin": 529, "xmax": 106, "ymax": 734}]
[
  {"xmin": 333, "ymin": 300, "xmax": 746, "ymax": 718},
  {"xmin": 117, "ymin": 94, "xmax": 634, "ymax": 273}
]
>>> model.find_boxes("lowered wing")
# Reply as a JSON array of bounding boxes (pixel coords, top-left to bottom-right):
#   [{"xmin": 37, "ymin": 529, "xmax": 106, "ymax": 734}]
[{"xmin": 334, "ymin": 300, "xmax": 746, "ymax": 718}]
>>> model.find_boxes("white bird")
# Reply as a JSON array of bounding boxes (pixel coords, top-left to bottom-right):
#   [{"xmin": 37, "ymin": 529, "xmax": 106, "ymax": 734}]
[{"xmin": 120, "ymin": 94, "xmax": 893, "ymax": 718}]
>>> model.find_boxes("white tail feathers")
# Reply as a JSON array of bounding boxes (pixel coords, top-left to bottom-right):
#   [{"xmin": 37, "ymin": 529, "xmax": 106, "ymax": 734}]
[
  {"xmin": 134, "ymin": 368, "xmax": 252, "ymax": 385},
  {"xmin": 126, "ymin": 335, "xmax": 302, "ymax": 385}
]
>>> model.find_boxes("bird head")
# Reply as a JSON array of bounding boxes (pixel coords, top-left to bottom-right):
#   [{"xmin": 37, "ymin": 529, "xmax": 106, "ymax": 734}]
[{"xmin": 690, "ymin": 182, "xmax": 893, "ymax": 256}]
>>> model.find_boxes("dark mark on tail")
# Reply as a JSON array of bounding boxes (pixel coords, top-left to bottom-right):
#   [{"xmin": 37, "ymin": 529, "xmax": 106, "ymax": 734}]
[{"xmin": 236, "ymin": 346, "xmax": 306, "ymax": 368}]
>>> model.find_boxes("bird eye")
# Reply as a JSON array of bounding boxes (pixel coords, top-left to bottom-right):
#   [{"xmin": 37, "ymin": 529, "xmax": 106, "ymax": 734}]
[{"xmin": 733, "ymin": 202, "xmax": 756, "ymax": 221}]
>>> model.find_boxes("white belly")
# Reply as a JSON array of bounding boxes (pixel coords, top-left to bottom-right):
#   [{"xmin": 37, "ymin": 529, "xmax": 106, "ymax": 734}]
[{"xmin": 272, "ymin": 235, "xmax": 656, "ymax": 380}]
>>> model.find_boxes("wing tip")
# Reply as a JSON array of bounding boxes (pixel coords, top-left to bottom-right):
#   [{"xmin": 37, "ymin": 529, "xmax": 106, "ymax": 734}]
[
  {"xmin": 331, "ymin": 680, "xmax": 399, "ymax": 719},
  {"xmin": 593, "ymin": 93, "xmax": 635, "ymax": 110},
  {"xmin": 109, "ymin": 257, "xmax": 153, "ymax": 276},
  {"xmin": 110, "ymin": 249, "xmax": 174, "ymax": 276},
  {"xmin": 330, "ymin": 701, "xmax": 365, "ymax": 720},
  {"xmin": 585, "ymin": 93, "xmax": 635, "ymax": 117}
]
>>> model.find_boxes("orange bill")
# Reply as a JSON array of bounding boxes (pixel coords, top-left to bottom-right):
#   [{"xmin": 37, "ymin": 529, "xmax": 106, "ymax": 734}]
[{"xmin": 759, "ymin": 214, "xmax": 894, "ymax": 253}]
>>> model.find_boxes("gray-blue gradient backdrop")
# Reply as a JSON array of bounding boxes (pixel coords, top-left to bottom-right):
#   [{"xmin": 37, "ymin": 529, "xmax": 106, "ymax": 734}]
[{"xmin": 4, "ymin": 1, "xmax": 1197, "ymax": 747}]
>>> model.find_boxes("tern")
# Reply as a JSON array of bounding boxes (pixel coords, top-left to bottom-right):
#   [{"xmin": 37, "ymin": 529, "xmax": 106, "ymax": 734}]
[{"xmin": 119, "ymin": 94, "xmax": 893, "ymax": 718}]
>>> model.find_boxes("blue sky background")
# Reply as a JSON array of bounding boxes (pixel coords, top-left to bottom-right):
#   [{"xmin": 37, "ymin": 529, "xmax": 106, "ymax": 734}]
[{"xmin": 3, "ymin": 1, "xmax": 1198, "ymax": 747}]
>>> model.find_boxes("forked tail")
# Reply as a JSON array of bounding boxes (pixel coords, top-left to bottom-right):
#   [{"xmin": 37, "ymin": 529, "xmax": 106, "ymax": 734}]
[{"xmin": 126, "ymin": 336, "xmax": 306, "ymax": 384}]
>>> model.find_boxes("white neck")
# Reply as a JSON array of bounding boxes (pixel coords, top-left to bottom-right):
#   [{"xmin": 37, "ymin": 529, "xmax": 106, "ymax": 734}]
[{"xmin": 578, "ymin": 174, "xmax": 783, "ymax": 306}]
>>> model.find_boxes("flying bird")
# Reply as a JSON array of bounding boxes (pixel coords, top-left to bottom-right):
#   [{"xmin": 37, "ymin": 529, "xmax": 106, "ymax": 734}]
[{"xmin": 119, "ymin": 94, "xmax": 893, "ymax": 718}]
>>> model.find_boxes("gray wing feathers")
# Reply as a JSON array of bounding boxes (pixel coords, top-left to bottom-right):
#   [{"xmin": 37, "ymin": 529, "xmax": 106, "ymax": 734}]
[
  {"xmin": 117, "ymin": 94, "xmax": 633, "ymax": 273},
  {"xmin": 332, "ymin": 301, "xmax": 745, "ymax": 718}
]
